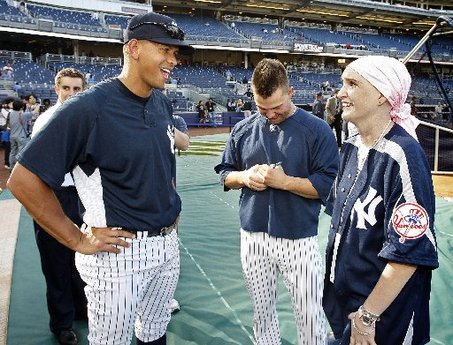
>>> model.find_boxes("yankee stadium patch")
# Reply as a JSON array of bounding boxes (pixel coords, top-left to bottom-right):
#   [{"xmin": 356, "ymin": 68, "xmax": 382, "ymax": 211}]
[{"xmin": 392, "ymin": 202, "xmax": 429, "ymax": 243}]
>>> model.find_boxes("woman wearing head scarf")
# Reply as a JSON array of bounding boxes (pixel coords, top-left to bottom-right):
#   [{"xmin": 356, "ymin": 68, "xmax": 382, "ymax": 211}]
[{"xmin": 323, "ymin": 56, "xmax": 438, "ymax": 345}]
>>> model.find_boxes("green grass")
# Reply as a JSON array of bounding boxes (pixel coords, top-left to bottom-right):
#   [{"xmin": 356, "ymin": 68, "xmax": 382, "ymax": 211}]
[{"xmin": 179, "ymin": 139, "xmax": 226, "ymax": 156}]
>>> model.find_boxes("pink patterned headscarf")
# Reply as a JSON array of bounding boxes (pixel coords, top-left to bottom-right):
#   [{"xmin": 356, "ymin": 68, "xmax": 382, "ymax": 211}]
[{"xmin": 348, "ymin": 55, "xmax": 419, "ymax": 140}]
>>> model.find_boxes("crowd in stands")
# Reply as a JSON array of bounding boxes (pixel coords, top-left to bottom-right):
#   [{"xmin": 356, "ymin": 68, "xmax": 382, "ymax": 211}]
[
  {"xmin": 1, "ymin": 0, "xmax": 453, "ymax": 57},
  {"xmin": 1, "ymin": 54, "xmax": 451, "ymax": 126}
]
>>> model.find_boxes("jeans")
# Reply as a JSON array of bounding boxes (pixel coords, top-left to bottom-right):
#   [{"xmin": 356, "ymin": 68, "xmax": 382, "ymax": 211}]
[{"xmin": 9, "ymin": 136, "xmax": 28, "ymax": 168}]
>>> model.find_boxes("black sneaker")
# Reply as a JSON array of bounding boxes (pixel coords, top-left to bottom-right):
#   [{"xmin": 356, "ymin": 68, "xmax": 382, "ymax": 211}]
[{"xmin": 56, "ymin": 329, "xmax": 78, "ymax": 345}]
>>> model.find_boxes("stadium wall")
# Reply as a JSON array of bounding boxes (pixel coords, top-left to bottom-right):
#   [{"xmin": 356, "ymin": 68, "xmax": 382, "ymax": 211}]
[{"xmin": 14, "ymin": 0, "xmax": 151, "ymax": 15}]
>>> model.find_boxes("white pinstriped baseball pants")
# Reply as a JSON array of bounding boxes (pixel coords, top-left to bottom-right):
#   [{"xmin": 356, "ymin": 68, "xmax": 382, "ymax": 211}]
[
  {"xmin": 240, "ymin": 229, "xmax": 326, "ymax": 345},
  {"xmin": 75, "ymin": 229, "xmax": 180, "ymax": 345}
]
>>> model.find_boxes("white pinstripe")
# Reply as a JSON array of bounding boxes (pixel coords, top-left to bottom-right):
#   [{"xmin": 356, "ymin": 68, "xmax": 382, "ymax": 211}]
[
  {"xmin": 241, "ymin": 230, "xmax": 326, "ymax": 345},
  {"xmin": 75, "ymin": 229, "xmax": 180, "ymax": 345},
  {"xmin": 72, "ymin": 167, "xmax": 108, "ymax": 227}
]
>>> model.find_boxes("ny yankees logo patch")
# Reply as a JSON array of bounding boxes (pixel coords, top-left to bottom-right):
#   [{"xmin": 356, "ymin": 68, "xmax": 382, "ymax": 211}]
[
  {"xmin": 392, "ymin": 202, "xmax": 429, "ymax": 243},
  {"xmin": 352, "ymin": 187, "xmax": 383, "ymax": 229}
]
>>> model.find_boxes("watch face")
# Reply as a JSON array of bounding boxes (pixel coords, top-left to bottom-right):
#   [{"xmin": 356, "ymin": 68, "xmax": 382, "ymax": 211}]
[{"xmin": 361, "ymin": 315, "xmax": 374, "ymax": 327}]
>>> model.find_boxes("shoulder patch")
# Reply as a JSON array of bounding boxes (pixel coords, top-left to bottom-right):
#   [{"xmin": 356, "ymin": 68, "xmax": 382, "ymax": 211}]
[{"xmin": 391, "ymin": 202, "xmax": 429, "ymax": 243}]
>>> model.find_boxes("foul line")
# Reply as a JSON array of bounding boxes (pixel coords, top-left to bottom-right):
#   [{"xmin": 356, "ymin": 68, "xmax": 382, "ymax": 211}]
[
  {"xmin": 209, "ymin": 191, "xmax": 236, "ymax": 210},
  {"xmin": 179, "ymin": 191, "xmax": 252, "ymax": 342},
  {"xmin": 179, "ymin": 239, "xmax": 255, "ymax": 344}
]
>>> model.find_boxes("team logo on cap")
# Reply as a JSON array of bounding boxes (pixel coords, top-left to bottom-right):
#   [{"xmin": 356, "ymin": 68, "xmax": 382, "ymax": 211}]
[{"xmin": 392, "ymin": 202, "xmax": 429, "ymax": 243}]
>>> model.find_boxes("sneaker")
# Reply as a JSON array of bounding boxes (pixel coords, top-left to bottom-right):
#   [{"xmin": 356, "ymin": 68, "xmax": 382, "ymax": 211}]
[
  {"xmin": 55, "ymin": 329, "xmax": 78, "ymax": 345},
  {"xmin": 169, "ymin": 298, "xmax": 180, "ymax": 314}
]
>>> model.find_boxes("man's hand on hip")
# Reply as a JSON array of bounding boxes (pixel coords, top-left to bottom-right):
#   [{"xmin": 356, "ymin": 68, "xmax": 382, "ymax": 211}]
[{"xmin": 76, "ymin": 227, "xmax": 135, "ymax": 254}]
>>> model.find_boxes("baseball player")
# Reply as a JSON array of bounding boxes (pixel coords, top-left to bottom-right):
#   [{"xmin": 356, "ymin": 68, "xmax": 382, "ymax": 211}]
[
  {"xmin": 323, "ymin": 56, "xmax": 438, "ymax": 345},
  {"xmin": 8, "ymin": 12, "xmax": 193, "ymax": 345},
  {"xmin": 173, "ymin": 114, "xmax": 190, "ymax": 152},
  {"xmin": 215, "ymin": 58, "xmax": 339, "ymax": 345},
  {"xmin": 31, "ymin": 68, "xmax": 87, "ymax": 345},
  {"xmin": 169, "ymin": 114, "xmax": 190, "ymax": 314}
]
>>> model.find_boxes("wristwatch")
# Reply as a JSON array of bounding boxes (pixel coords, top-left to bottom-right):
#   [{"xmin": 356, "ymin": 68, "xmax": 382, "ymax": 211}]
[{"xmin": 358, "ymin": 305, "xmax": 380, "ymax": 327}]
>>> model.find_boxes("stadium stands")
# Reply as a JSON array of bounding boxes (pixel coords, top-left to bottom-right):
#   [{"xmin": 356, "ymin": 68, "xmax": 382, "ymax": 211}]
[
  {"xmin": 0, "ymin": 1, "xmax": 451, "ymax": 121},
  {"xmin": 172, "ymin": 14, "xmax": 245, "ymax": 43},
  {"xmin": 104, "ymin": 13, "xmax": 131, "ymax": 29},
  {"xmin": 26, "ymin": 3, "xmax": 105, "ymax": 32},
  {"xmin": 0, "ymin": 2, "xmax": 452, "ymax": 57},
  {"xmin": 0, "ymin": 0, "xmax": 25, "ymax": 17}
]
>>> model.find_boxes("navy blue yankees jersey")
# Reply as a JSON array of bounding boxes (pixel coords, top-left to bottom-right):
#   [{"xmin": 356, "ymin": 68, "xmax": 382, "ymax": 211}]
[
  {"xmin": 324, "ymin": 124, "xmax": 438, "ymax": 344},
  {"xmin": 19, "ymin": 78, "xmax": 181, "ymax": 230},
  {"xmin": 215, "ymin": 108, "xmax": 339, "ymax": 239}
]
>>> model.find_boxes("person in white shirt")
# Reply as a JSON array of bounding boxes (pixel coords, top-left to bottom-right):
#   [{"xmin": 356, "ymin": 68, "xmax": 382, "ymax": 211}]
[
  {"xmin": 434, "ymin": 101, "xmax": 444, "ymax": 121},
  {"xmin": 31, "ymin": 68, "xmax": 87, "ymax": 345},
  {"xmin": 2, "ymin": 62, "xmax": 14, "ymax": 79}
]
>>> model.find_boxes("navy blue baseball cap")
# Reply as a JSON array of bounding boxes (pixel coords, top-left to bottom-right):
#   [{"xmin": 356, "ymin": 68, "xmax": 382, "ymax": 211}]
[{"xmin": 124, "ymin": 12, "xmax": 193, "ymax": 53}]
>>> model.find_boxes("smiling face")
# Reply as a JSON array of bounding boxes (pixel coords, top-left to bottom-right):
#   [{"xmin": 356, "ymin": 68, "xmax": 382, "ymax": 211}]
[
  {"xmin": 338, "ymin": 67, "xmax": 383, "ymax": 127},
  {"xmin": 28, "ymin": 95, "xmax": 36, "ymax": 105},
  {"xmin": 253, "ymin": 86, "xmax": 294, "ymax": 125},
  {"xmin": 135, "ymin": 40, "xmax": 179, "ymax": 91}
]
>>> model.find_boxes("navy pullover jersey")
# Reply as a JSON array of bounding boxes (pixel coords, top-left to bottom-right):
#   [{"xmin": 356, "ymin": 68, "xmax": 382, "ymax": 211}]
[
  {"xmin": 19, "ymin": 78, "xmax": 181, "ymax": 230},
  {"xmin": 215, "ymin": 108, "xmax": 339, "ymax": 239}
]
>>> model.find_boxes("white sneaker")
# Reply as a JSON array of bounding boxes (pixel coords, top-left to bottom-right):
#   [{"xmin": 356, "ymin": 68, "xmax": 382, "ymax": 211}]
[{"xmin": 169, "ymin": 298, "xmax": 180, "ymax": 314}]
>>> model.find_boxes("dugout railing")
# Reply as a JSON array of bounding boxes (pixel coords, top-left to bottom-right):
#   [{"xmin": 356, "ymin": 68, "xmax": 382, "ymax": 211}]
[{"xmin": 417, "ymin": 120, "xmax": 453, "ymax": 174}]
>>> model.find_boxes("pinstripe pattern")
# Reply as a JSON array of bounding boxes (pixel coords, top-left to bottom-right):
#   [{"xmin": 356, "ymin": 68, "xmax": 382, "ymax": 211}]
[
  {"xmin": 75, "ymin": 229, "xmax": 179, "ymax": 345},
  {"xmin": 72, "ymin": 167, "xmax": 108, "ymax": 227},
  {"xmin": 240, "ymin": 230, "xmax": 326, "ymax": 345}
]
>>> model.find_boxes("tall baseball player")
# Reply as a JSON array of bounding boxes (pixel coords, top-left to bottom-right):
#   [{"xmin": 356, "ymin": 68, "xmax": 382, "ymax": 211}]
[
  {"xmin": 323, "ymin": 56, "xmax": 438, "ymax": 345},
  {"xmin": 215, "ymin": 58, "xmax": 339, "ymax": 345},
  {"xmin": 8, "ymin": 12, "xmax": 193, "ymax": 345},
  {"xmin": 31, "ymin": 68, "xmax": 87, "ymax": 345}
]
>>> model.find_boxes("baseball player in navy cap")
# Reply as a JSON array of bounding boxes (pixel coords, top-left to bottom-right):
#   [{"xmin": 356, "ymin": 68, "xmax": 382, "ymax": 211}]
[{"xmin": 8, "ymin": 12, "xmax": 192, "ymax": 345}]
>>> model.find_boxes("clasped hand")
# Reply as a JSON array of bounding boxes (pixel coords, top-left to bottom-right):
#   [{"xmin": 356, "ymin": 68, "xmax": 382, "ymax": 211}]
[
  {"xmin": 76, "ymin": 227, "xmax": 135, "ymax": 254},
  {"xmin": 242, "ymin": 164, "xmax": 285, "ymax": 191}
]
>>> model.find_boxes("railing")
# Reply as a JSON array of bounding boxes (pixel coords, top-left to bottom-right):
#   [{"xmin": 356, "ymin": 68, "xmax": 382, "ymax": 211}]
[
  {"xmin": 41, "ymin": 53, "xmax": 122, "ymax": 68},
  {"xmin": 418, "ymin": 120, "xmax": 453, "ymax": 174},
  {"xmin": 0, "ymin": 50, "xmax": 32, "ymax": 61},
  {"xmin": 319, "ymin": 0, "xmax": 453, "ymax": 16}
]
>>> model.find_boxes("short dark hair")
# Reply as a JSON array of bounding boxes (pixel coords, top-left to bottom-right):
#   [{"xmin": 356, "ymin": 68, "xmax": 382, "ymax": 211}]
[
  {"xmin": 252, "ymin": 58, "xmax": 289, "ymax": 99},
  {"xmin": 1, "ymin": 97, "xmax": 15, "ymax": 105},
  {"xmin": 12, "ymin": 99, "xmax": 25, "ymax": 111}
]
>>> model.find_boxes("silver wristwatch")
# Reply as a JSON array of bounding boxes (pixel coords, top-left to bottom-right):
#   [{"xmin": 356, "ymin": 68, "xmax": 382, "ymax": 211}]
[{"xmin": 358, "ymin": 305, "xmax": 380, "ymax": 327}]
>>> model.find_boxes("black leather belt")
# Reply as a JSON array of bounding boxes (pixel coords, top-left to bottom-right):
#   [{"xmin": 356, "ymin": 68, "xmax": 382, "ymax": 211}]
[
  {"xmin": 125, "ymin": 222, "xmax": 177, "ymax": 237},
  {"xmin": 125, "ymin": 216, "xmax": 179, "ymax": 237},
  {"xmin": 89, "ymin": 218, "xmax": 178, "ymax": 238}
]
